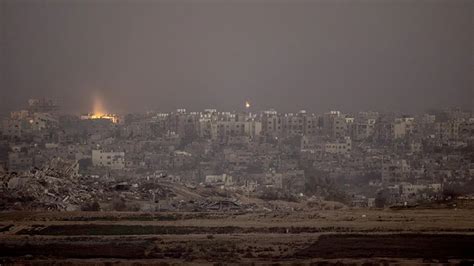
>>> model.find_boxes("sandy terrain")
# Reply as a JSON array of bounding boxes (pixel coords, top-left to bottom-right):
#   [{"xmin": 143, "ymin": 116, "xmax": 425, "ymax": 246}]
[{"xmin": 0, "ymin": 209, "xmax": 473, "ymax": 264}]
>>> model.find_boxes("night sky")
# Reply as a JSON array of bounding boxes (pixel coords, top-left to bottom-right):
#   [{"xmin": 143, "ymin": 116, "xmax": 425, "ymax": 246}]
[{"xmin": 1, "ymin": 0, "xmax": 472, "ymax": 114}]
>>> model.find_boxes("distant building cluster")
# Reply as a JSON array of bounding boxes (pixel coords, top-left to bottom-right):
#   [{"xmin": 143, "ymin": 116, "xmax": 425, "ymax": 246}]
[{"xmin": 0, "ymin": 98, "xmax": 473, "ymax": 210}]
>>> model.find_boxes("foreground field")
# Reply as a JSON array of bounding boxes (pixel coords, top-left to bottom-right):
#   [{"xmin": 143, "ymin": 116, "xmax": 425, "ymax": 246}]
[{"xmin": 0, "ymin": 209, "xmax": 473, "ymax": 264}]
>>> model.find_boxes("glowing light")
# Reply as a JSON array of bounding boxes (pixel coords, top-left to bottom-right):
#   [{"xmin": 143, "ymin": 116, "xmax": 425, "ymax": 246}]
[
  {"xmin": 245, "ymin": 101, "xmax": 251, "ymax": 109},
  {"xmin": 85, "ymin": 113, "xmax": 119, "ymax": 124},
  {"xmin": 81, "ymin": 93, "xmax": 119, "ymax": 123},
  {"xmin": 92, "ymin": 94, "xmax": 106, "ymax": 117}
]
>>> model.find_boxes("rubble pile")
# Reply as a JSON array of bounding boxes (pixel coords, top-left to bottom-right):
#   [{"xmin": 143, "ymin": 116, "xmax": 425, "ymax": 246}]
[
  {"xmin": 137, "ymin": 182, "xmax": 177, "ymax": 199},
  {"xmin": 0, "ymin": 158, "xmax": 96, "ymax": 211}
]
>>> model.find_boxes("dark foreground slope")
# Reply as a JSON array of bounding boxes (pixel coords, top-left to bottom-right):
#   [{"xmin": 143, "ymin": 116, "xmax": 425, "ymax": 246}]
[{"xmin": 0, "ymin": 209, "xmax": 473, "ymax": 264}]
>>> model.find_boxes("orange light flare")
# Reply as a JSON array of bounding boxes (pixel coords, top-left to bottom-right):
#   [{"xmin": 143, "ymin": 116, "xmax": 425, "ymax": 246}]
[
  {"xmin": 92, "ymin": 94, "xmax": 106, "ymax": 118},
  {"xmin": 88, "ymin": 93, "xmax": 118, "ymax": 123}
]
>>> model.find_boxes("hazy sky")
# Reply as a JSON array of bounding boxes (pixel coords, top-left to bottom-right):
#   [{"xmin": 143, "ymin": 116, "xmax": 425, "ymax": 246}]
[{"xmin": 0, "ymin": 0, "xmax": 472, "ymax": 114}]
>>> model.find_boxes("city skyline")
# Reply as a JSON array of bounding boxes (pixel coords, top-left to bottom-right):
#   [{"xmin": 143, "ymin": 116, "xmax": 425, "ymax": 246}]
[
  {"xmin": 0, "ymin": 1, "xmax": 473, "ymax": 263},
  {"xmin": 2, "ymin": 96, "xmax": 472, "ymax": 117}
]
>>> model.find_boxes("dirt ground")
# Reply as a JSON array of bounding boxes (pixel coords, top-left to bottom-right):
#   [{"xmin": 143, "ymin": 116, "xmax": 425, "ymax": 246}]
[{"xmin": 0, "ymin": 209, "xmax": 473, "ymax": 264}]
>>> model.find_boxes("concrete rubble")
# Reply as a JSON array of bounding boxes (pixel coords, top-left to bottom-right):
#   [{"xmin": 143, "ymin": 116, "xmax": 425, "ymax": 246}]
[{"xmin": 0, "ymin": 158, "xmax": 94, "ymax": 211}]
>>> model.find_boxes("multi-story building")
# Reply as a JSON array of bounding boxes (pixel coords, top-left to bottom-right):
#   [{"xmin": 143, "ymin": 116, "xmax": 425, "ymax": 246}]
[
  {"xmin": 434, "ymin": 121, "xmax": 460, "ymax": 140},
  {"xmin": 261, "ymin": 109, "xmax": 283, "ymax": 137},
  {"xmin": 393, "ymin": 117, "xmax": 415, "ymax": 139},
  {"xmin": 352, "ymin": 113, "xmax": 377, "ymax": 141},
  {"xmin": 92, "ymin": 150, "xmax": 125, "ymax": 169},
  {"xmin": 324, "ymin": 136, "xmax": 352, "ymax": 154},
  {"xmin": 382, "ymin": 159, "xmax": 411, "ymax": 183}
]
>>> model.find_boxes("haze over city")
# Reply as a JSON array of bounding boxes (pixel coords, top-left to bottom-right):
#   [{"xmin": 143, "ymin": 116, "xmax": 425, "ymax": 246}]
[
  {"xmin": 0, "ymin": 0, "xmax": 473, "ymax": 264},
  {"xmin": 1, "ymin": 0, "xmax": 472, "ymax": 114}
]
